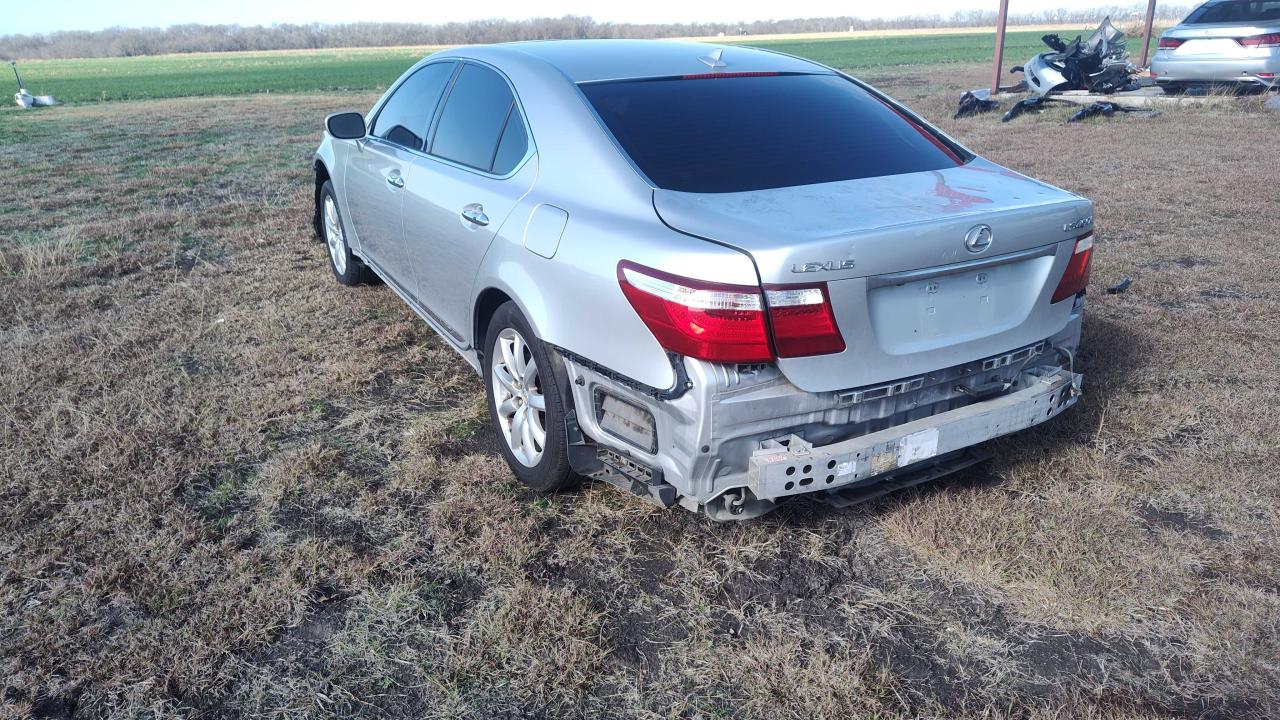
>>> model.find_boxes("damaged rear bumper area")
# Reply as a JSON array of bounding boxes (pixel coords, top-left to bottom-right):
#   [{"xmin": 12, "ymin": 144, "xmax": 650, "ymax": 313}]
[
  {"xmin": 746, "ymin": 365, "xmax": 1078, "ymax": 509},
  {"xmin": 560, "ymin": 317, "xmax": 1084, "ymax": 520}
]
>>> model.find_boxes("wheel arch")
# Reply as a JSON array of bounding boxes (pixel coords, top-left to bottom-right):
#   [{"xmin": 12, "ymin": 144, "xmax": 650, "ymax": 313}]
[
  {"xmin": 474, "ymin": 284, "xmax": 583, "ymax": 439},
  {"xmin": 473, "ymin": 286, "xmax": 515, "ymax": 366},
  {"xmin": 313, "ymin": 158, "xmax": 332, "ymax": 241}
]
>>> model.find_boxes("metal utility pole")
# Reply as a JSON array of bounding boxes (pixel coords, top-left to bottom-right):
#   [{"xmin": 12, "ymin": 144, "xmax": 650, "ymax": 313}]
[
  {"xmin": 1139, "ymin": 0, "xmax": 1158, "ymax": 68},
  {"xmin": 990, "ymin": 0, "xmax": 1011, "ymax": 95}
]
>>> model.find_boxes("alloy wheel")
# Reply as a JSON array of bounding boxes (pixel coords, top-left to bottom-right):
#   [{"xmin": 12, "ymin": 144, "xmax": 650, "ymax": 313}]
[
  {"xmin": 491, "ymin": 327, "xmax": 547, "ymax": 467},
  {"xmin": 323, "ymin": 194, "xmax": 347, "ymax": 275}
]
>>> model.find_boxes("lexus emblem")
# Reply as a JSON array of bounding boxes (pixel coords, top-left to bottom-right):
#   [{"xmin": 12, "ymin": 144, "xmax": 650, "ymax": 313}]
[{"xmin": 964, "ymin": 224, "xmax": 993, "ymax": 254}]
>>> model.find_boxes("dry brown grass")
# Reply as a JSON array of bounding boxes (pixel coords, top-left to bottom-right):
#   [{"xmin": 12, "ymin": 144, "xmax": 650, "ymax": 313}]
[{"xmin": 2, "ymin": 68, "xmax": 1278, "ymax": 719}]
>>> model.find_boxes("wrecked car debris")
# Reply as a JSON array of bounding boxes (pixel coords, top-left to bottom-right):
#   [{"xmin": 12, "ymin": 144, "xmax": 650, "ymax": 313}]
[
  {"xmin": 1018, "ymin": 18, "xmax": 1136, "ymax": 97},
  {"xmin": 955, "ymin": 90, "xmax": 999, "ymax": 119},
  {"xmin": 11, "ymin": 62, "xmax": 57, "ymax": 108},
  {"xmin": 1067, "ymin": 101, "xmax": 1161, "ymax": 122},
  {"xmin": 1068, "ymin": 101, "xmax": 1118, "ymax": 121},
  {"xmin": 1106, "ymin": 277, "xmax": 1133, "ymax": 294},
  {"xmin": 1001, "ymin": 96, "xmax": 1051, "ymax": 122}
]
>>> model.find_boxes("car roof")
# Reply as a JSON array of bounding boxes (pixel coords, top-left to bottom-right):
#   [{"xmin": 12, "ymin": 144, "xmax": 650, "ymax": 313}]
[{"xmin": 477, "ymin": 39, "xmax": 829, "ymax": 84}]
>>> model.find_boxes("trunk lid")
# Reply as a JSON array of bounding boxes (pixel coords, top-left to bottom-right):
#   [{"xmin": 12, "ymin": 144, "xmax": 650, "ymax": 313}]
[
  {"xmin": 653, "ymin": 159, "xmax": 1094, "ymax": 392},
  {"xmin": 1165, "ymin": 22, "xmax": 1278, "ymax": 57}
]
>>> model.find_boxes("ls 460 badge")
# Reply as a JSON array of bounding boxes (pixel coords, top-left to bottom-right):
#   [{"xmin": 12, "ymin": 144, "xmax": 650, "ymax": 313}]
[
  {"xmin": 792, "ymin": 259, "xmax": 856, "ymax": 273},
  {"xmin": 1063, "ymin": 216, "xmax": 1094, "ymax": 233}
]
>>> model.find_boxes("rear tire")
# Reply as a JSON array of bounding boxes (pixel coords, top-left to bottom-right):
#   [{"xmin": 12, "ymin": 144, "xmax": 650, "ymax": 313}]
[
  {"xmin": 1160, "ymin": 84, "xmax": 1184, "ymax": 95},
  {"xmin": 319, "ymin": 180, "xmax": 375, "ymax": 286},
  {"xmin": 483, "ymin": 302, "xmax": 577, "ymax": 493}
]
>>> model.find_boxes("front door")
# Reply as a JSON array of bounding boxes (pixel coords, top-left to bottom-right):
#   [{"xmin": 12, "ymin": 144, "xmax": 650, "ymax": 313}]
[
  {"xmin": 344, "ymin": 140, "xmax": 412, "ymax": 283},
  {"xmin": 343, "ymin": 60, "xmax": 457, "ymax": 288}
]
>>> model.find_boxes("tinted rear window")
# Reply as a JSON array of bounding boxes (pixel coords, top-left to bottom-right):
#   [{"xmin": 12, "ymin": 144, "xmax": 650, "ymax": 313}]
[
  {"xmin": 431, "ymin": 64, "xmax": 517, "ymax": 172},
  {"xmin": 580, "ymin": 74, "xmax": 962, "ymax": 193},
  {"xmin": 1186, "ymin": 0, "xmax": 1280, "ymax": 23}
]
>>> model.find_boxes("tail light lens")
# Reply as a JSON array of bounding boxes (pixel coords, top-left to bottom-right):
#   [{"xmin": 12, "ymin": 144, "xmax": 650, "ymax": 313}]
[
  {"xmin": 618, "ymin": 262, "xmax": 846, "ymax": 363},
  {"xmin": 1051, "ymin": 233, "xmax": 1094, "ymax": 304},
  {"xmin": 618, "ymin": 262, "xmax": 772, "ymax": 363},
  {"xmin": 765, "ymin": 285, "xmax": 846, "ymax": 357},
  {"xmin": 1157, "ymin": 37, "xmax": 1185, "ymax": 49},
  {"xmin": 1238, "ymin": 33, "xmax": 1280, "ymax": 48}
]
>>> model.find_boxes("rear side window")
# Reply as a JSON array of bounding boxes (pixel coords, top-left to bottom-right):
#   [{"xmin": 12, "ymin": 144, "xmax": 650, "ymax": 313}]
[
  {"xmin": 431, "ymin": 64, "xmax": 521, "ymax": 172},
  {"xmin": 491, "ymin": 108, "xmax": 529, "ymax": 175},
  {"xmin": 1186, "ymin": 1, "xmax": 1280, "ymax": 23},
  {"xmin": 580, "ymin": 74, "xmax": 963, "ymax": 193},
  {"xmin": 372, "ymin": 62, "xmax": 455, "ymax": 151}
]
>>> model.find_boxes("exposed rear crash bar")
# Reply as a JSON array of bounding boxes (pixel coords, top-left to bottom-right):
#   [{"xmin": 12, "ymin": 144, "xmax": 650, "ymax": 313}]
[{"xmin": 747, "ymin": 367, "xmax": 1081, "ymax": 501}]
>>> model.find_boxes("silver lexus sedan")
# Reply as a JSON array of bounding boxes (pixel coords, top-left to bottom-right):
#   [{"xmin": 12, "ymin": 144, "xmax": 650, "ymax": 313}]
[
  {"xmin": 1151, "ymin": 0, "xmax": 1280, "ymax": 92},
  {"xmin": 313, "ymin": 40, "xmax": 1095, "ymax": 520}
]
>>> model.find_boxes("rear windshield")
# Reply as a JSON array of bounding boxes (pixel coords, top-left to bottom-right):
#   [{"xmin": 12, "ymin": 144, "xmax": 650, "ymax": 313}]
[
  {"xmin": 579, "ymin": 73, "xmax": 963, "ymax": 194},
  {"xmin": 1186, "ymin": 0, "xmax": 1280, "ymax": 24}
]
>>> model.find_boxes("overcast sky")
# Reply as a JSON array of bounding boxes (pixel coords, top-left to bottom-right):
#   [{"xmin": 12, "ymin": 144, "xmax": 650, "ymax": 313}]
[{"xmin": 8, "ymin": 0, "xmax": 1123, "ymax": 35}]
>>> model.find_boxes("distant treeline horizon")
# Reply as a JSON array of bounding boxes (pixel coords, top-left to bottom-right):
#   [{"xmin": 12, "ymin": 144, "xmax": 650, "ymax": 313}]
[{"xmin": 2, "ymin": 6, "xmax": 1190, "ymax": 60}]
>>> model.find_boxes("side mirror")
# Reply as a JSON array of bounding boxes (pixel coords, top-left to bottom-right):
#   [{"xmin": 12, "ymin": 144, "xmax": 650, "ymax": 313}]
[{"xmin": 325, "ymin": 111, "xmax": 367, "ymax": 140}]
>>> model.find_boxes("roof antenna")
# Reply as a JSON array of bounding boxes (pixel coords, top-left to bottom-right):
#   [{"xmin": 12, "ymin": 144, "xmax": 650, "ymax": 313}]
[
  {"xmin": 10, "ymin": 62, "xmax": 22, "ymax": 92},
  {"xmin": 698, "ymin": 48, "xmax": 727, "ymax": 70}
]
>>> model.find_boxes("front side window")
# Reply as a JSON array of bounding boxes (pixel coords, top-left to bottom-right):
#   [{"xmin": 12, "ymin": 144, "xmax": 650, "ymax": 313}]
[
  {"xmin": 431, "ymin": 64, "xmax": 523, "ymax": 172},
  {"xmin": 372, "ymin": 62, "xmax": 456, "ymax": 151},
  {"xmin": 580, "ymin": 73, "xmax": 964, "ymax": 193},
  {"xmin": 1186, "ymin": 0, "xmax": 1280, "ymax": 23}
]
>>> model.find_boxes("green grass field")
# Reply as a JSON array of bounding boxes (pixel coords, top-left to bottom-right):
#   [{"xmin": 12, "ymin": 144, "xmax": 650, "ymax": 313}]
[{"xmin": 9, "ymin": 28, "xmax": 1119, "ymax": 104}]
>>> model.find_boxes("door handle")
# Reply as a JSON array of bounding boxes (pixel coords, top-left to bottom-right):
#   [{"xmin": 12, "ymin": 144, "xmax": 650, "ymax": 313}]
[
  {"xmin": 461, "ymin": 203, "xmax": 489, "ymax": 226},
  {"xmin": 385, "ymin": 172, "xmax": 404, "ymax": 189}
]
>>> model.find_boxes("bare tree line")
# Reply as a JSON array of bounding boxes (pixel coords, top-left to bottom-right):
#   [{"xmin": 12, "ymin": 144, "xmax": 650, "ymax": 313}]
[{"xmin": 1, "ymin": 7, "xmax": 1192, "ymax": 60}]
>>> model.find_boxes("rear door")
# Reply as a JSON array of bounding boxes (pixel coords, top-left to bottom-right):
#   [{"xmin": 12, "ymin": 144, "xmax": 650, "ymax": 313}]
[
  {"xmin": 402, "ymin": 62, "xmax": 535, "ymax": 343},
  {"xmin": 344, "ymin": 61, "xmax": 456, "ymax": 287}
]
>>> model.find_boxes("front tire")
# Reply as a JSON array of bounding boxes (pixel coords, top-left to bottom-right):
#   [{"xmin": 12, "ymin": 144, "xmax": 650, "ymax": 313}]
[
  {"xmin": 319, "ymin": 180, "xmax": 375, "ymax": 286},
  {"xmin": 483, "ymin": 302, "xmax": 576, "ymax": 493}
]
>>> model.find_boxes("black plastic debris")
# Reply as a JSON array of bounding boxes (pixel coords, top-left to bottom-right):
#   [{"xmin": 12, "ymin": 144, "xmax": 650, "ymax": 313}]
[
  {"xmin": 954, "ymin": 90, "xmax": 999, "ymax": 119},
  {"xmin": 1001, "ymin": 96, "xmax": 1050, "ymax": 122},
  {"xmin": 1068, "ymin": 102, "xmax": 1117, "ymax": 122},
  {"xmin": 1068, "ymin": 102, "xmax": 1161, "ymax": 122},
  {"xmin": 1089, "ymin": 64, "xmax": 1138, "ymax": 94},
  {"xmin": 1041, "ymin": 33, "xmax": 1069, "ymax": 53},
  {"xmin": 1106, "ymin": 277, "xmax": 1133, "ymax": 294}
]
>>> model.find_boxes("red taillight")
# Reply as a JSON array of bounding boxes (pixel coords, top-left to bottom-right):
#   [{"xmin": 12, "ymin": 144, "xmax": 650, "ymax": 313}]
[
  {"xmin": 618, "ymin": 262, "xmax": 772, "ymax": 363},
  {"xmin": 1051, "ymin": 233, "xmax": 1094, "ymax": 304},
  {"xmin": 1158, "ymin": 37, "xmax": 1185, "ymax": 49},
  {"xmin": 765, "ymin": 285, "xmax": 846, "ymax": 357},
  {"xmin": 618, "ymin": 263, "xmax": 846, "ymax": 363},
  {"xmin": 1238, "ymin": 33, "xmax": 1280, "ymax": 48}
]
